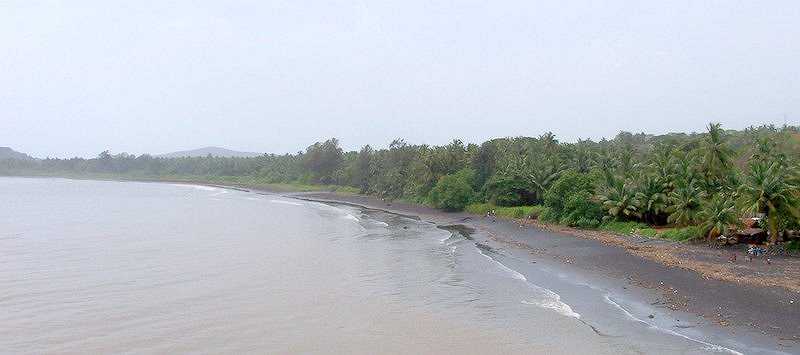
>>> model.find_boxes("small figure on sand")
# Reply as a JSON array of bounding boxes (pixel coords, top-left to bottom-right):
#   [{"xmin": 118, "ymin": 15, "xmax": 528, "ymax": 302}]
[{"xmin": 747, "ymin": 244, "xmax": 769, "ymax": 264}]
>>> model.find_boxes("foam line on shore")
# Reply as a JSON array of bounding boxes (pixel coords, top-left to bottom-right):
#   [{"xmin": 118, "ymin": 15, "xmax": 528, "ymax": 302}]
[
  {"xmin": 268, "ymin": 199, "xmax": 303, "ymax": 206},
  {"xmin": 172, "ymin": 184, "xmax": 219, "ymax": 192},
  {"xmin": 604, "ymin": 295, "xmax": 743, "ymax": 355},
  {"xmin": 477, "ymin": 250, "xmax": 581, "ymax": 319}
]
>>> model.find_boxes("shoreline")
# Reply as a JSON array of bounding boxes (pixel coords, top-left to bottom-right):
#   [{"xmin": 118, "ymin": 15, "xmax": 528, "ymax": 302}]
[
  {"xmin": 7, "ymin": 176, "xmax": 799, "ymax": 352},
  {"xmin": 289, "ymin": 191, "xmax": 799, "ymax": 353}
]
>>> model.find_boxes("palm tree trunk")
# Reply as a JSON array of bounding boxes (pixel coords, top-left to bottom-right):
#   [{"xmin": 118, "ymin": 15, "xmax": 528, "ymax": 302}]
[{"xmin": 768, "ymin": 207, "xmax": 779, "ymax": 245}]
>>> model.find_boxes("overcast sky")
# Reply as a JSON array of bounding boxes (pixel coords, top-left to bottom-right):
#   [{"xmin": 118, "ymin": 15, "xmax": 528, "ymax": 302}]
[{"xmin": 2, "ymin": 1, "xmax": 799, "ymax": 158}]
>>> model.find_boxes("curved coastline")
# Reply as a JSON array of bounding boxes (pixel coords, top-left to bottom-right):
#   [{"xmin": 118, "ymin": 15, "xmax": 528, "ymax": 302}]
[
  {"xmin": 13, "ymin": 177, "xmax": 798, "ymax": 353},
  {"xmin": 282, "ymin": 190, "xmax": 798, "ymax": 355}
]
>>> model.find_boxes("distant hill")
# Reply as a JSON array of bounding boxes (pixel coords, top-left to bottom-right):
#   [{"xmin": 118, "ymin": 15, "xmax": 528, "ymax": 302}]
[
  {"xmin": 0, "ymin": 147, "xmax": 34, "ymax": 160},
  {"xmin": 158, "ymin": 146, "xmax": 262, "ymax": 158}
]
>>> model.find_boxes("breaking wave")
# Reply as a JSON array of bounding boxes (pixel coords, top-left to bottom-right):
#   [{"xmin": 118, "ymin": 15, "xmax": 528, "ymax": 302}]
[{"xmin": 478, "ymin": 250, "xmax": 580, "ymax": 319}]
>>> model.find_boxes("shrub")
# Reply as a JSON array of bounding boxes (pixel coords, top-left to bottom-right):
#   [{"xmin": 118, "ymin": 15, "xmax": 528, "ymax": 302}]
[
  {"xmin": 559, "ymin": 191, "xmax": 604, "ymax": 228},
  {"xmin": 526, "ymin": 205, "xmax": 545, "ymax": 219},
  {"xmin": 542, "ymin": 170, "xmax": 600, "ymax": 226},
  {"xmin": 574, "ymin": 217, "xmax": 600, "ymax": 229},
  {"xmin": 538, "ymin": 207, "xmax": 560, "ymax": 223},
  {"xmin": 429, "ymin": 169, "xmax": 475, "ymax": 211},
  {"xmin": 484, "ymin": 176, "xmax": 537, "ymax": 206}
]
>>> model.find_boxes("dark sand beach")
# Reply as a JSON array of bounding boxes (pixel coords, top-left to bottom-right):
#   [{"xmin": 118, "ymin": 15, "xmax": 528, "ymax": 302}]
[{"xmin": 290, "ymin": 191, "xmax": 800, "ymax": 353}]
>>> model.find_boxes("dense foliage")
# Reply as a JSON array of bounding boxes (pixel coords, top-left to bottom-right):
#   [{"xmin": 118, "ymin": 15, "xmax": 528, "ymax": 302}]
[{"xmin": 3, "ymin": 123, "xmax": 799, "ymax": 243}]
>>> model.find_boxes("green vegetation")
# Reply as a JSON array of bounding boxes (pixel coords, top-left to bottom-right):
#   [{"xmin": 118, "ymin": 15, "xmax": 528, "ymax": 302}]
[
  {"xmin": 464, "ymin": 204, "xmax": 544, "ymax": 219},
  {"xmin": 3, "ymin": 123, "xmax": 799, "ymax": 245},
  {"xmin": 786, "ymin": 240, "xmax": 800, "ymax": 252},
  {"xmin": 542, "ymin": 171, "xmax": 603, "ymax": 228},
  {"xmin": 429, "ymin": 169, "xmax": 475, "ymax": 211},
  {"xmin": 659, "ymin": 226, "xmax": 703, "ymax": 242}
]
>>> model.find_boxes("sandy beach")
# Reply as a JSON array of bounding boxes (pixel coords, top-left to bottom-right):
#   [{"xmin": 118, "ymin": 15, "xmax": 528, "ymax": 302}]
[{"xmin": 290, "ymin": 191, "xmax": 800, "ymax": 353}]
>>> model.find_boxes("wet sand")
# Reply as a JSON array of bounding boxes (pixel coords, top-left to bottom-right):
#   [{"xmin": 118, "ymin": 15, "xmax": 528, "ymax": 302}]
[{"xmin": 293, "ymin": 191, "xmax": 800, "ymax": 353}]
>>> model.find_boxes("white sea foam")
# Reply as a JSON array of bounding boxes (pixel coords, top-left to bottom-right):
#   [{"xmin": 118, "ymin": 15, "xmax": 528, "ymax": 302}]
[
  {"xmin": 173, "ymin": 184, "xmax": 219, "ymax": 192},
  {"xmin": 478, "ymin": 251, "xmax": 580, "ymax": 319},
  {"xmin": 521, "ymin": 296, "xmax": 581, "ymax": 319},
  {"xmin": 373, "ymin": 221, "xmax": 389, "ymax": 227},
  {"xmin": 604, "ymin": 295, "xmax": 743, "ymax": 355},
  {"xmin": 268, "ymin": 199, "xmax": 303, "ymax": 206},
  {"xmin": 344, "ymin": 214, "xmax": 360, "ymax": 222}
]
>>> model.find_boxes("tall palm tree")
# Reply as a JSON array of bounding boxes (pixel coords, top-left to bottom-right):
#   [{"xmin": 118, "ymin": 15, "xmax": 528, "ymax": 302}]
[
  {"xmin": 667, "ymin": 180, "xmax": 704, "ymax": 227},
  {"xmin": 698, "ymin": 194, "xmax": 738, "ymax": 241},
  {"xmin": 739, "ymin": 160, "xmax": 800, "ymax": 244},
  {"xmin": 649, "ymin": 146, "xmax": 674, "ymax": 186},
  {"xmin": 700, "ymin": 123, "xmax": 736, "ymax": 193}
]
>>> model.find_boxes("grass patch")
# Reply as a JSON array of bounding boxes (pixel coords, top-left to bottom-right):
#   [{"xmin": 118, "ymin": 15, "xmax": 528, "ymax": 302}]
[
  {"xmin": 658, "ymin": 226, "xmax": 702, "ymax": 242},
  {"xmin": 465, "ymin": 203, "xmax": 544, "ymax": 219},
  {"xmin": 637, "ymin": 228, "xmax": 659, "ymax": 238}
]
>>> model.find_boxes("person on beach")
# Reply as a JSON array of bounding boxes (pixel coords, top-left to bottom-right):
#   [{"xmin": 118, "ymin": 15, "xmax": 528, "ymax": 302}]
[{"xmin": 491, "ymin": 210, "xmax": 496, "ymax": 223}]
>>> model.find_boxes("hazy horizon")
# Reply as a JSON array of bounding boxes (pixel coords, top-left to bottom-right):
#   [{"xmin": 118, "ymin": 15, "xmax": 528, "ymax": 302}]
[
  {"xmin": 2, "ymin": 122, "xmax": 794, "ymax": 159},
  {"xmin": 3, "ymin": 1, "xmax": 799, "ymax": 158}
]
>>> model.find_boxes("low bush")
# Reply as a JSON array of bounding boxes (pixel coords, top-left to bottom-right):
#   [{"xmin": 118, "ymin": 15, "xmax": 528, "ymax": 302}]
[
  {"xmin": 484, "ymin": 176, "xmax": 537, "ymax": 206},
  {"xmin": 573, "ymin": 217, "xmax": 601, "ymax": 229},
  {"xmin": 559, "ymin": 191, "xmax": 604, "ymax": 228},
  {"xmin": 538, "ymin": 207, "xmax": 560, "ymax": 223}
]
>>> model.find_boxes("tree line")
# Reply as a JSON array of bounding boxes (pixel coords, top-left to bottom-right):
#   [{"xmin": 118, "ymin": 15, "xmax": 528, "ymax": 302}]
[{"xmin": 2, "ymin": 123, "xmax": 799, "ymax": 243}]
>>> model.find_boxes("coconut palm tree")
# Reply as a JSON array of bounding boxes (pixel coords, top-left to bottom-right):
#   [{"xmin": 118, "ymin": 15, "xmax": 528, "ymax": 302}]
[
  {"xmin": 739, "ymin": 160, "xmax": 800, "ymax": 244},
  {"xmin": 635, "ymin": 175, "xmax": 668, "ymax": 225},
  {"xmin": 700, "ymin": 123, "xmax": 736, "ymax": 193},
  {"xmin": 698, "ymin": 194, "xmax": 738, "ymax": 241},
  {"xmin": 670, "ymin": 150, "xmax": 698, "ymax": 186},
  {"xmin": 667, "ymin": 180, "xmax": 704, "ymax": 227},
  {"xmin": 598, "ymin": 178, "xmax": 641, "ymax": 221}
]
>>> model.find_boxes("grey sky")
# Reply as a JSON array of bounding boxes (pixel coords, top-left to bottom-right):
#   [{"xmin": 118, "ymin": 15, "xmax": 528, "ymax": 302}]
[{"xmin": 2, "ymin": 1, "xmax": 799, "ymax": 158}]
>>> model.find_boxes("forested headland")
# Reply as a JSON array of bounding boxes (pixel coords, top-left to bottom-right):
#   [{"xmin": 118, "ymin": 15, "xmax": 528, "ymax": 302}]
[{"xmin": 3, "ymin": 123, "xmax": 799, "ymax": 245}]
